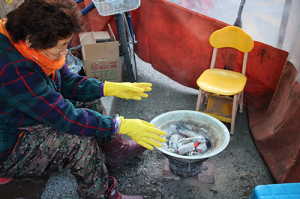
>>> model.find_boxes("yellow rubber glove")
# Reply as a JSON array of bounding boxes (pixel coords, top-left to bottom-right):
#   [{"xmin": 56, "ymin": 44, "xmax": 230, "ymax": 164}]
[
  {"xmin": 103, "ymin": 81, "xmax": 152, "ymax": 100},
  {"xmin": 119, "ymin": 116, "xmax": 166, "ymax": 150}
]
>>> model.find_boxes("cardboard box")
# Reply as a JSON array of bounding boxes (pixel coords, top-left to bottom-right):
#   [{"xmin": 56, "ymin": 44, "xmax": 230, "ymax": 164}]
[{"xmin": 80, "ymin": 25, "xmax": 122, "ymax": 82}]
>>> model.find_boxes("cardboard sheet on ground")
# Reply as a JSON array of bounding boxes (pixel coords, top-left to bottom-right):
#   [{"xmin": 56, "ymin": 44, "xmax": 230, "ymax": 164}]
[{"xmin": 76, "ymin": 0, "xmax": 299, "ymax": 183}]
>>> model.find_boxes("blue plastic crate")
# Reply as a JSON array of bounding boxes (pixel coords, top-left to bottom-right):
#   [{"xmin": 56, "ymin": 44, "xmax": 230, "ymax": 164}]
[{"xmin": 250, "ymin": 183, "xmax": 300, "ymax": 199}]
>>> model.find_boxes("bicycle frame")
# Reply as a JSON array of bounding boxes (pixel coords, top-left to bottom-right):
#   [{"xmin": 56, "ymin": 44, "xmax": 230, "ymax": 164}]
[
  {"xmin": 77, "ymin": 1, "xmax": 136, "ymax": 43},
  {"xmin": 114, "ymin": 12, "xmax": 137, "ymax": 44},
  {"xmin": 76, "ymin": 1, "xmax": 139, "ymax": 82}
]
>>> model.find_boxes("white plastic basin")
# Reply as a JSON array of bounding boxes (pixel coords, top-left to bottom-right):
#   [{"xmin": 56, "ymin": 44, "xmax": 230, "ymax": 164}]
[{"xmin": 150, "ymin": 110, "xmax": 230, "ymax": 161}]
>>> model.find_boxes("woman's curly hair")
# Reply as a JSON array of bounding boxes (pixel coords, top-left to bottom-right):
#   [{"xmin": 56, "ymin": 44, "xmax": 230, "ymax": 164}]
[{"xmin": 5, "ymin": 0, "xmax": 85, "ymax": 49}]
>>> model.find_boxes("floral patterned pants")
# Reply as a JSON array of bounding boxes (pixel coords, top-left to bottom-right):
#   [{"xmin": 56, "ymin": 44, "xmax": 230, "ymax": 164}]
[{"xmin": 0, "ymin": 99, "xmax": 114, "ymax": 198}]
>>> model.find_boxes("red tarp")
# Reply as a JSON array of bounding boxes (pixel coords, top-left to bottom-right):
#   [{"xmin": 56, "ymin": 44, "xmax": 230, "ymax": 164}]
[
  {"xmin": 76, "ymin": 0, "xmax": 299, "ymax": 182},
  {"xmin": 248, "ymin": 61, "xmax": 300, "ymax": 183}
]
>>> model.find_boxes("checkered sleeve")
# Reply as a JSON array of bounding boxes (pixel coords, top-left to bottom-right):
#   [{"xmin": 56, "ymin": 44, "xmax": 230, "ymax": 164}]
[
  {"xmin": 1, "ymin": 60, "xmax": 114, "ymax": 138},
  {"xmin": 59, "ymin": 64, "xmax": 103, "ymax": 102}
]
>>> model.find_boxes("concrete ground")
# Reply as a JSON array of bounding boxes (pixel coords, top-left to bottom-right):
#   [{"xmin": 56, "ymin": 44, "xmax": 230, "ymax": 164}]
[
  {"xmin": 107, "ymin": 55, "xmax": 275, "ymax": 199},
  {"xmin": 0, "ymin": 55, "xmax": 275, "ymax": 199}
]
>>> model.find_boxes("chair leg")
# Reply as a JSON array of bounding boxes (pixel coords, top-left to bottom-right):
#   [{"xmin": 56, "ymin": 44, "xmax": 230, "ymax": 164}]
[
  {"xmin": 230, "ymin": 94, "xmax": 239, "ymax": 134},
  {"xmin": 239, "ymin": 91, "xmax": 244, "ymax": 113},
  {"xmin": 196, "ymin": 88, "xmax": 205, "ymax": 111},
  {"xmin": 204, "ymin": 92, "xmax": 209, "ymax": 105}
]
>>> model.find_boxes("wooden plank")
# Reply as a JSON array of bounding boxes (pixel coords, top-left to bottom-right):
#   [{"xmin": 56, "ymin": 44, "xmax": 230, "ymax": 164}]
[{"xmin": 276, "ymin": 0, "xmax": 293, "ymax": 49}]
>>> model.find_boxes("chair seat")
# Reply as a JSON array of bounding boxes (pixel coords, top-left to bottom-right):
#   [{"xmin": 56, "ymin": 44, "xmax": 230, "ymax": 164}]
[{"xmin": 197, "ymin": 68, "xmax": 247, "ymax": 95}]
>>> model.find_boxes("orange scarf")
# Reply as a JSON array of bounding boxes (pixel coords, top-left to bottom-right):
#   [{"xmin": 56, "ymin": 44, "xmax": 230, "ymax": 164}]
[{"xmin": 0, "ymin": 19, "xmax": 65, "ymax": 78}]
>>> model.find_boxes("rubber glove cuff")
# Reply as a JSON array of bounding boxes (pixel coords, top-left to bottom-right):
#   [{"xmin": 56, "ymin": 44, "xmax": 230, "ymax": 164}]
[{"xmin": 99, "ymin": 83, "xmax": 104, "ymax": 97}]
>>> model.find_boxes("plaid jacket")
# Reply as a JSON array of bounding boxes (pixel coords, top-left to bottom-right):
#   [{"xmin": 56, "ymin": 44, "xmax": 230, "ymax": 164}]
[{"xmin": 0, "ymin": 33, "xmax": 114, "ymax": 164}]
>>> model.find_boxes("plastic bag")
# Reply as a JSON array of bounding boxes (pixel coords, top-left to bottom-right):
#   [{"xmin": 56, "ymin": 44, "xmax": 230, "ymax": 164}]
[{"xmin": 65, "ymin": 47, "xmax": 84, "ymax": 74}]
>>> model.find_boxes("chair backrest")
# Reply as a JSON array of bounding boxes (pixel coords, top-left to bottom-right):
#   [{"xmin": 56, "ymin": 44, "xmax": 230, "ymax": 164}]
[{"xmin": 209, "ymin": 26, "xmax": 254, "ymax": 75}]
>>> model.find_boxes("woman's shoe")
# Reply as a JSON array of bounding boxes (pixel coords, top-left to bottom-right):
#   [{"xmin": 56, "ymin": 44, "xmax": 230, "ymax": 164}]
[{"xmin": 102, "ymin": 134, "xmax": 146, "ymax": 167}]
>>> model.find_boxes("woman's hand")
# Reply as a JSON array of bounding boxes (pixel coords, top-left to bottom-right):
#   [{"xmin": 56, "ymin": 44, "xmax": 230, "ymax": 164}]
[
  {"xmin": 118, "ymin": 116, "xmax": 166, "ymax": 150},
  {"xmin": 103, "ymin": 81, "xmax": 152, "ymax": 100}
]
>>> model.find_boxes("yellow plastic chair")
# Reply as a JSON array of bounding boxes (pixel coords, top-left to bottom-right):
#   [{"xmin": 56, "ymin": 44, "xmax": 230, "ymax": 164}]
[{"xmin": 195, "ymin": 26, "xmax": 254, "ymax": 134}]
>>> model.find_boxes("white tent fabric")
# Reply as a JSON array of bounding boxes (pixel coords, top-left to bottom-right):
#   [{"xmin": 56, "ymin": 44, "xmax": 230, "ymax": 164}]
[
  {"xmin": 288, "ymin": 19, "xmax": 300, "ymax": 82},
  {"xmin": 168, "ymin": 0, "xmax": 299, "ymax": 53}
]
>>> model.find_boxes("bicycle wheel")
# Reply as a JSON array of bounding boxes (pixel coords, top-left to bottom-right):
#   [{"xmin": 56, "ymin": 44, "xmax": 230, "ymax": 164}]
[{"xmin": 117, "ymin": 13, "xmax": 138, "ymax": 82}]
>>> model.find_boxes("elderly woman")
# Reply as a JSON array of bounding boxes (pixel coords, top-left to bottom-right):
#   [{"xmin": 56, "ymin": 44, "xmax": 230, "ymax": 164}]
[{"xmin": 0, "ymin": 0, "xmax": 165, "ymax": 198}]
